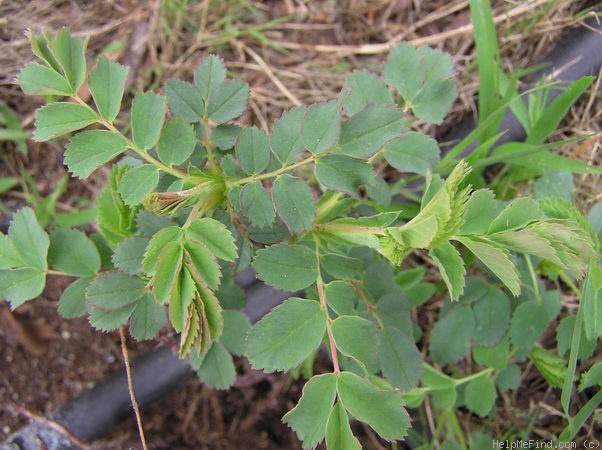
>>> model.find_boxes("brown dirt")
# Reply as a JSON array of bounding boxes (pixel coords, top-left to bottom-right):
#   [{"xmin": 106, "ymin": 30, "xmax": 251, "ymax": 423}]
[{"xmin": 1, "ymin": 0, "xmax": 600, "ymax": 449}]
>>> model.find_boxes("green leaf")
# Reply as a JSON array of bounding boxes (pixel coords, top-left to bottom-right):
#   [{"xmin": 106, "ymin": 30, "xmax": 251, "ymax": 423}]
[
  {"xmin": 170, "ymin": 267, "xmax": 195, "ymax": 332},
  {"xmin": 509, "ymin": 300, "xmax": 550, "ymax": 349},
  {"xmin": 8, "ymin": 208, "xmax": 49, "ymax": 270},
  {"xmin": 65, "ymin": 130, "xmax": 129, "ymax": 179},
  {"xmin": 464, "ymin": 375, "xmax": 496, "ymax": 417},
  {"xmin": 52, "ymin": 29, "xmax": 87, "ymax": 92},
  {"xmin": 473, "ymin": 337, "xmax": 509, "ymax": 370},
  {"xmin": 246, "ymin": 297, "xmax": 327, "ymax": 372},
  {"xmin": 582, "ymin": 264, "xmax": 602, "ymax": 340},
  {"xmin": 283, "ymin": 373, "xmax": 338, "ymax": 449},
  {"xmin": 89, "ymin": 302, "xmax": 137, "ymax": 331},
  {"xmin": 579, "ymin": 363, "xmax": 602, "ymax": 391},
  {"xmin": 320, "ymin": 253, "xmax": 362, "ymax": 281},
  {"xmin": 325, "ymin": 401, "xmax": 362, "ymax": 450},
  {"xmin": 131, "ymin": 92, "xmax": 166, "ymax": 150},
  {"xmin": 459, "ymin": 189, "xmax": 503, "ymax": 235},
  {"xmin": 211, "ymin": 124, "xmax": 240, "ymax": 150},
  {"xmin": 239, "ymin": 181, "xmax": 275, "ymax": 228},
  {"xmin": 157, "ymin": 117, "xmax": 196, "ymax": 165},
  {"xmin": 0, "ymin": 268, "xmax": 46, "ymax": 309},
  {"xmin": 118, "ymin": 164, "xmax": 160, "ymax": 206},
  {"xmin": 88, "ymin": 57, "xmax": 128, "ymax": 122},
  {"xmin": 343, "ymin": 70, "xmax": 393, "ymax": 116},
  {"xmin": 556, "ymin": 316, "xmax": 596, "ymax": 360},
  {"xmin": 112, "ymin": 237, "xmax": 148, "ymax": 275},
  {"xmin": 185, "ymin": 218, "xmax": 237, "ymax": 262},
  {"xmin": 253, "ymin": 244, "xmax": 318, "ymax": 291},
  {"xmin": 376, "ymin": 293, "xmax": 413, "ymax": 335},
  {"xmin": 315, "ymin": 154, "xmax": 375, "ymax": 195},
  {"xmin": 236, "ymin": 126, "xmax": 270, "ymax": 174},
  {"xmin": 220, "ymin": 310, "xmax": 251, "ymax": 355},
  {"xmin": 496, "ymin": 363, "xmax": 521, "ymax": 391},
  {"xmin": 197, "ymin": 342, "xmax": 236, "ymax": 389},
  {"xmin": 529, "ymin": 345, "xmax": 567, "ymax": 388},
  {"xmin": 534, "ymin": 170, "xmax": 574, "ymax": 201},
  {"xmin": 17, "ymin": 62, "xmax": 73, "ymax": 96},
  {"xmin": 206, "ymin": 79, "xmax": 249, "ymax": 123},
  {"xmin": 153, "ymin": 241, "xmax": 183, "ymax": 305},
  {"xmin": 302, "ymin": 101, "xmax": 340, "ymax": 154},
  {"xmin": 472, "ymin": 287, "xmax": 511, "ymax": 347},
  {"xmin": 130, "ymin": 291, "xmax": 167, "ymax": 340},
  {"xmin": 336, "ymin": 371, "xmax": 410, "ymax": 441},
  {"xmin": 325, "ymin": 281, "xmax": 358, "ymax": 316},
  {"xmin": 183, "ymin": 240, "xmax": 220, "ymax": 290},
  {"xmin": 58, "ymin": 277, "xmax": 93, "ymax": 318},
  {"xmin": 164, "ymin": 79, "xmax": 204, "ymax": 122},
  {"xmin": 48, "ymin": 228, "xmax": 100, "ymax": 277},
  {"xmin": 194, "ymin": 55, "xmax": 227, "ymax": 100},
  {"xmin": 488, "ymin": 197, "xmax": 545, "ymax": 234},
  {"xmin": 429, "ymin": 305, "xmax": 475, "ymax": 365},
  {"xmin": 34, "ymin": 103, "xmax": 97, "ymax": 141},
  {"xmin": 270, "ymin": 106, "xmax": 306, "ymax": 164},
  {"xmin": 332, "ymin": 315, "xmax": 378, "ymax": 366},
  {"xmin": 384, "ymin": 132, "xmax": 440, "ymax": 176},
  {"xmin": 338, "ymin": 104, "xmax": 405, "ymax": 158},
  {"xmin": 378, "ymin": 327, "xmax": 423, "ymax": 390},
  {"xmin": 0, "ymin": 235, "xmax": 24, "ymax": 269},
  {"xmin": 142, "ymin": 226, "xmax": 183, "ymax": 274},
  {"xmin": 273, "ymin": 174, "xmax": 315, "ymax": 233},
  {"xmin": 86, "ymin": 272, "xmax": 145, "ymax": 310},
  {"xmin": 429, "ymin": 242, "xmax": 466, "ymax": 302},
  {"xmin": 383, "ymin": 43, "xmax": 456, "ymax": 124}
]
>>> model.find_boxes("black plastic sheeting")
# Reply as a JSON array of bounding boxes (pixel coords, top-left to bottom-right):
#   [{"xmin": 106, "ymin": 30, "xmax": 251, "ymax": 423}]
[{"xmin": 2, "ymin": 14, "xmax": 602, "ymax": 450}]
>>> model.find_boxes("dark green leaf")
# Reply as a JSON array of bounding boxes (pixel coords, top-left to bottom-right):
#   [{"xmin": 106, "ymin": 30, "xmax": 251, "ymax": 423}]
[
  {"xmin": 157, "ymin": 117, "xmax": 196, "ymax": 165},
  {"xmin": 58, "ymin": 277, "xmax": 93, "ymax": 318},
  {"xmin": 239, "ymin": 181, "xmax": 275, "ymax": 227},
  {"xmin": 338, "ymin": 104, "xmax": 405, "ymax": 158},
  {"xmin": 211, "ymin": 124, "xmax": 240, "ymax": 150},
  {"xmin": 378, "ymin": 327, "xmax": 423, "ymax": 390},
  {"xmin": 89, "ymin": 302, "xmax": 137, "ymax": 331},
  {"xmin": 131, "ymin": 92, "xmax": 166, "ymax": 150},
  {"xmin": 164, "ymin": 79, "xmax": 204, "ymax": 122},
  {"xmin": 52, "ymin": 29, "xmax": 87, "ymax": 92},
  {"xmin": 0, "ymin": 268, "xmax": 46, "ymax": 309},
  {"xmin": 197, "ymin": 342, "xmax": 236, "ymax": 389},
  {"xmin": 529, "ymin": 345, "xmax": 567, "ymax": 388},
  {"xmin": 509, "ymin": 300, "xmax": 550, "ymax": 349},
  {"xmin": 112, "ymin": 237, "xmax": 148, "ymax": 275},
  {"xmin": 88, "ymin": 57, "xmax": 128, "ymax": 122},
  {"xmin": 86, "ymin": 272, "xmax": 145, "ymax": 310},
  {"xmin": 65, "ymin": 130, "xmax": 128, "ymax": 179},
  {"xmin": 34, "ymin": 103, "xmax": 97, "ymax": 141},
  {"xmin": 429, "ymin": 305, "xmax": 475, "ymax": 365},
  {"xmin": 556, "ymin": 316, "xmax": 596, "ymax": 360},
  {"xmin": 315, "ymin": 154, "xmax": 375, "ymax": 195},
  {"xmin": 236, "ymin": 126, "xmax": 270, "ymax": 174},
  {"xmin": 206, "ymin": 79, "xmax": 249, "ymax": 123},
  {"xmin": 343, "ymin": 70, "xmax": 393, "ymax": 116},
  {"xmin": 302, "ymin": 101, "xmax": 340, "ymax": 154},
  {"xmin": 194, "ymin": 55, "xmax": 227, "ymax": 100},
  {"xmin": 495, "ymin": 363, "xmax": 521, "ymax": 391},
  {"xmin": 8, "ymin": 207, "xmax": 49, "ymax": 270},
  {"xmin": 185, "ymin": 218, "xmax": 237, "ymax": 262},
  {"xmin": 332, "ymin": 315, "xmax": 378, "ymax": 366},
  {"xmin": 472, "ymin": 287, "xmax": 511, "ymax": 346},
  {"xmin": 464, "ymin": 375, "xmax": 496, "ymax": 417},
  {"xmin": 376, "ymin": 293, "xmax": 412, "ymax": 335},
  {"xmin": 253, "ymin": 244, "xmax": 318, "ymax": 291},
  {"xmin": 384, "ymin": 132, "xmax": 440, "ymax": 175},
  {"xmin": 48, "ymin": 228, "xmax": 100, "ymax": 277},
  {"xmin": 273, "ymin": 174, "xmax": 315, "ymax": 233},
  {"xmin": 283, "ymin": 373, "xmax": 337, "ymax": 449},
  {"xmin": 17, "ymin": 62, "xmax": 73, "ymax": 96},
  {"xmin": 118, "ymin": 164, "xmax": 160, "ymax": 206},
  {"xmin": 130, "ymin": 291, "xmax": 167, "ymax": 340},
  {"xmin": 246, "ymin": 297, "xmax": 327, "ymax": 372},
  {"xmin": 320, "ymin": 253, "xmax": 362, "ymax": 280},
  {"xmin": 220, "ymin": 310, "xmax": 251, "ymax": 355},
  {"xmin": 325, "ymin": 280, "xmax": 358, "ymax": 316},
  {"xmin": 325, "ymin": 401, "xmax": 362, "ymax": 450},
  {"xmin": 337, "ymin": 371, "xmax": 410, "ymax": 441},
  {"xmin": 270, "ymin": 106, "xmax": 306, "ymax": 164},
  {"xmin": 579, "ymin": 363, "xmax": 602, "ymax": 391},
  {"xmin": 473, "ymin": 337, "xmax": 510, "ymax": 370}
]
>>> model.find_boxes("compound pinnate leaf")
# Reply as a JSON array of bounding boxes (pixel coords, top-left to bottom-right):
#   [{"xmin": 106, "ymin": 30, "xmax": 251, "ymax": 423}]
[
  {"xmin": 86, "ymin": 272, "xmax": 145, "ymax": 310},
  {"xmin": 253, "ymin": 244, "xmax": 318, "ymax": 291},
  {"xmin": 236, "ymin": 126, "xmax": 270, "ymax": 174},
  {"xmin": 34, "ymin": 103, "xmax": 97, "ymax": 141},
  {"xmin": 384, "ymin": 132, "xmax": 440, "ymax": 176},
  {"xmin": 336, "ymin": 371, "xmax": 410, "ymax": 441},
  {"xmin": 273, "ymin": 174, "xmax": 315, "ymax": 233},
  {"xmin": 302, "ymin": 101, "xmax": 340, "ymax": 154},
  {"xmin": 194, "ymin": 55, "xmax": 227, "ymax": 100},
  {"xmin": 331, "ymin": 315, "xmax": 378, "ymax": 367},
  {"xmin": 153, "ymin": 241, "xmax": 183, "ymax": 305},
  {"xmin": 65, "ymin": 130, "xmax": 128, "ymax": 179},
  {"xmin": 88, "ymin": 56, "xmax": 128, "ymax": 122},
  {"xmin": 338, "ymin": 104, "xmax": 405, "ymax": 158},
  {"xmin": 246, "ymin": 297, "xmax": 327, "ymax": 372},
  {"xmin": 112, "ymin": 237, "xmax": 148, "ymax": 275},
  {"xmin": 131, "ymin": 92, "xmax": 166, "ymax": 150},
  {"xmin": 239, "ymin": 181, "xmax": 276, "ymax": 228},
  {"xmin": 157, "ymin": 117, "xmax": 196, "ymax": 165},
  {"xmin": 383, "ymin": 43, "xmax": 456, "ymax": 124},
  {"xmin": 8, "ymin": 208, "xmax": 49, "ymax": 271},
  {"xmin": 325, "ymin": 401, "xmax": 362, "ymax": 450},
  {"xmin": 270, "ymin": 106, "xmax": 306, "ymax": 165},
  {"xmin": 118, "ymin": 164, "xmax": 160, "ymax": 207},
  {"xmin": 197, "ymin": 342, "xmax": 236, "ymax": 390},
  {"xmin": 17, "ymin": 63, "xmax": 73, "ymax": 96},
  {"xmin": 58, "ymin": 277, "xmax": 93, "ymax": 319},
  {"xmin": 206, "ymin": 79, "xmax": 249, "ymax": 123},
  {"xmin": 378, "ymin": 327, "xmax": 423, "ymax": 390},
  {"xmin": 52, "ymin": 29, "xmax": 87, "ymax": 93},
  {"xmin": 0, "ymin": 268, "xmax": 46, "ymax": 309},
  {"xmin": 315, "ymin": 154, "xmax": 375, "ymax": 195},
  {"xmin": 130, "ymin": 291, "xmax": 167, "ymax": 340},
  {"xmin": 185, "ymin": 218, "xmax": 237, "ymax": 262},
  {"xmin": 464, "ymin": 375, "xmax": 496, "ymax": 417},
  {"xmin": 429, "ymin": 305, "xmax": 475, "ymax": 365},
  {"xmin": 164, "ymin": 79, "xmax": 204, "ymax": 122},
  {"xmin": 283, "ymin": 373, "xmax": 337, "ymax": 449},
  {"xmin": 429, "ymin": 242, "xmax": 465, "ymax": 302},
  {"xmin": 343, "ymin": 70, "xmax": 393, "ymax": 116},
  {"xmin": 48, "ymin": 228, "xmax": 100, "ymax": 277}
]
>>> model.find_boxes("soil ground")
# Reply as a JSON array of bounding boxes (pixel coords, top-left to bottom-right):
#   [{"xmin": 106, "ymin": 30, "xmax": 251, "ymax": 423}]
[{"xmin": 0, "ymin": 1, "xmax": 600, "ymax": 449}]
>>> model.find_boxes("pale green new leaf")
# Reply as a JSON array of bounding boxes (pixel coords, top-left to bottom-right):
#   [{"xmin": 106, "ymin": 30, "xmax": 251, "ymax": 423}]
[
  {"xmin": 153, "ymin": 241, "xmax": 183, "ymax": 305},
  {"xmin": 130, "ymin": 291, "xmax": 167, "ymax": 340},
  {"xmin": 143, "ymin": 226, "xmax": 183, "ymax": 275},
  {"xmin": 429, "ymin": 242, "xmax": 466, "ymax": 301},
  {"xmin": 8, "ymin": 207, "xmax": 49, "ymax": 270},
  {"xmin": 343, "ymin": 70, "xmax": 392, "ymax": 116},
  {"xmin": 529, "ymin": 345, "xmax": 567, "ymax": 389},
  {"xmin": 302, "ymin": 101, "xmax": 340, "ymax": 154},
  {"xmin": 17, "ymin": 63, "xmax": 73, "ymax": 96},
  {"xmin": 88, "ymin": 57, "xmax": 128, "ymax": 122},
  {"xmin": 283, "ymin": 373, "xmax": 337, "ymax": 449},
  {"xmin": 206, "ymin": 79, "xmax": 249, "ymax": 123},
  {"xmin": 579, "ymin": 363, "xmax": 602, "ymax": 391},
  {"xmin": 197, "ymin": 342, "xmax": 236, "ymax": 390},
  {"xmin": 338, "ymin": 104, "xmax": 405, "ymax": 158},
  {"xmin": 378, "ymin": 327, "xmax": 423, "ymax": 390},
  {"xmin": 48, "ymin": 228, "xmax": 101, "ymax": 277},
  {"xmin": 157, "ymin": 117, "xmax": 196, "ymax": 165},
  {"xmin": 464, "ymin": 375, "xmax": 496, "ymax": 417},
  {"xmin": 236, "ymin": 126, "xmax": 270, "ymax": 174},
  {"xmin": 58, "ymin": 277, "xmax": 93, "ymax": 318},
  {"xmin": 184, "ymin": 240, "xmax": 221, "ymax": 290},
  {"xmin": 582, "ymin": 263, "xmax": 602, "ymax": 340},
  {"xmin": 118, "ymin": 164, "xmax": 160, "ymax": 206},
  {"xmin": 325, "ymin": 402, "xmax": 362, "ymax": 450},
  {"xmin": 185, "ymin": 218, "xmax": 237, "ymax": 262},
  {"xmin": 332, "ymin": 315, "xmax": 378, "ymax": 367},
  {"xmin": 164, "ymin": 79, "xmax": 204, "ymax": 122},
  {"xmin": 86, "ymin": 272, "xmax": 145, "ymax": 310},
  {"xmin": 194, "ymin": 55, "xmax": 227, "ymax": 100},
  {"xmin": 384, "ymin": 132, "xmax": 440, "ymax": 176},
  {"xmin": 170, "ymin": 267, "xmax": 195, "ymax": 332},
  {"xmin": 270, "ymin": 106, "xmax": 307, "ymax": 164},
  {"xmin": 488, "ymin": 197, "xmax": 545, "ymax": 234},
  {"xmin": 429, "ymin": 305, "xmax": 475, "ymax": 365},
  {"xmin": 65, "ymin": 130, "xmax": 129, "ymax": 179},
  {"xmin": 131, "ymin": 92, "xmax": 166, "ymax": 150},
  {"xmin": 34, "ymin": 103, "xmax": 97, "ymax": 141},
  {"xmin": 336, "ymin": 371, "xmax": 410, "ymax": 441},
  {"xmin": 246, "ymin": 297, "xmax": 327, "ymax": 372},
  {"xmin": 253, "ymin": 244, "xmax": 318, "ymax": 291},
  {"xmin": 273, "ymin": 174, "xmax": 315, "ymax": 233},
  {"xmin": 0, "ymin": 235, "xmax": 25, "ymax": 269},
  {"xmin": 239, "ymin": 181, "xmax": 275, "ymax": 227},
  {"xmin": 0, "ymin": 268, "xmax": 46, "ymax": 309}
]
